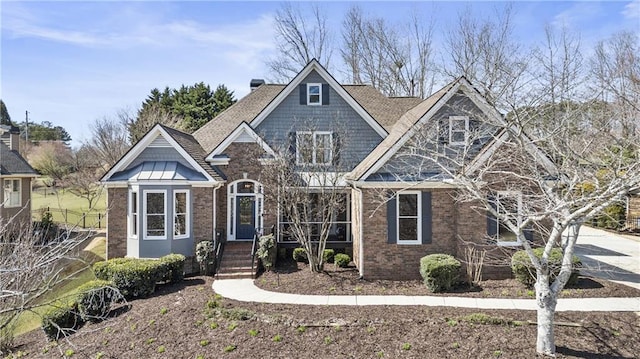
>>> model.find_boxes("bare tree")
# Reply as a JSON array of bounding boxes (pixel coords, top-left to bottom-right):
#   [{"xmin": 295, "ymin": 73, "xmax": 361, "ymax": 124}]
[
  {"xmin": 26, "ymin": 141, "xmax": 74, "ymax": 187},
  {"xmin": 267, "ymin": 3, "xmax": 333, "ymax": 82},
  {"xmin": 0, "ymin": 218, "xmax": 87, "ymax": 353},
  {"xmin": 84, "ymin": 114, "xmax": 130, "ymax": 170},
  {"xmin": 261, "ymin": 123, "xmax": 347, "ymax": 272},
  {"xmin": 340, "ymin": 5, "xmax": 436, "ymax": 98},
  {"xmin": 443, "ymin": 4, "xmax": 527, "ymax": 106},
  {"xmin": 63, "ymin": 168, "xmax": 104, "ymax": 210}
]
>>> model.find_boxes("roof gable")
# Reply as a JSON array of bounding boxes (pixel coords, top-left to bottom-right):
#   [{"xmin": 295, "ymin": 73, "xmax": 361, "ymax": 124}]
[
  {"xmin": 101, "ymin": 124, "xmax": 221, "ymax": 183},
  {"xmin": 249, "ymin": 59, "xmax": 388, "ymax": 138},
  {"xmin": 0, "ymin": 142, "xmax": 38, "ymax": 176},
  {"xmin": 206, "ymin": 122, "xmax": 276, "ymax": 163}
]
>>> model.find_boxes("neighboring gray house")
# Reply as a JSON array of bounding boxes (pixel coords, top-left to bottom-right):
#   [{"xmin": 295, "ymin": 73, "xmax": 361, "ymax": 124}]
[
  {"xmin": 102, "ymin": 60, "xmax": 548, "ymax": 279},
  {"xmin": 0, "ymin": 125, "xmax": 38, "ymax": 228}
]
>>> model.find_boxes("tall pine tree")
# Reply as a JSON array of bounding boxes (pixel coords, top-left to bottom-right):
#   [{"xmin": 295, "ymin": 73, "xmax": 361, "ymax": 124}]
[{"xmin": 0, "ymin": 100, "xmax": 12, "ymax": 126}]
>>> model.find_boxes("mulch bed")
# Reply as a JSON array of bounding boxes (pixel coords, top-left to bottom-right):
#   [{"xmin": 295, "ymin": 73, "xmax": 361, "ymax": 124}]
[
  {"xmin": 10, "ymin": 275, "xmax": 640, "ymax": 359},
  {"xmin": 255, "ymin": 260, "xmax": 640, "ymax": 299}
]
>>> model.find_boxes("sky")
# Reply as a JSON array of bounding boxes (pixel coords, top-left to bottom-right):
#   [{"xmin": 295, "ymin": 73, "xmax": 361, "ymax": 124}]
[{"xmin": 1, "ymin": 1, "xmax": 638, "ymax": 147}]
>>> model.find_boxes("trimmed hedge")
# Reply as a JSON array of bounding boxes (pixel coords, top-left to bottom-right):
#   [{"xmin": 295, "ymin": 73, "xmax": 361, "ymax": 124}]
[
  {"xmin": 93, "ymin": 254, "xmax": 185, "ymax": 299},
  {"xmin": 334, "ymin": 253, "xmax": 350, "ymax": 268},
  {"xmin": 41, "ymin": 302, "xmax": 83, "ymax": 341},
  {"xmin": 76, "ymin": 280, "xmax": 119, "ymax": 322},
  {"xmin": 511, "ymin": 247, "xmax": 581, "ymax": 287},
  {"xmin": 160, "ymin": 254, "xmax": 186, "ymax": 283},
  {"xmin": 292, "ymin": 248, "xmax": 308, "ymax": 263},
  {"xmin": 323, "ymin": 249, "xmax": 335, "ymax": 264},
  {"xmin": 419, "ymin": 254, "xmax": 461, "ymax": 293}
]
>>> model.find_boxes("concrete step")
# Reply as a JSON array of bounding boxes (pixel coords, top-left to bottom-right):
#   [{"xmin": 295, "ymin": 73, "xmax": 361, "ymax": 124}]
[
  {"xmin": 216, "ymin": 272, "xmax": 255, "ymax": 280},
  {"xmin": 218, "ymin": 266, "xmax": 253, "ymax": 274}
]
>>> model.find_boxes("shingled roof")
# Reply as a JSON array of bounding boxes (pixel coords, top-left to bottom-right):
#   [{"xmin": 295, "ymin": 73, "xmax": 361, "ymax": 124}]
[
  {"xmin": 192, "ymin": 83, "xmax": 422, "ymax": 155},
  {"xmin": 0, "ymin": 142, "xmax": 38, "ymax": 176},
  {"xmin": 158, "ymin": 125, "xmax": 225, "ymax": 181}
]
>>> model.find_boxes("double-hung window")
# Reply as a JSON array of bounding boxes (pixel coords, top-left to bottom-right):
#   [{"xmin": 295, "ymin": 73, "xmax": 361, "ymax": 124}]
[
  {"xmin": 307, "ymin": 83, "xmax": 321, "ymax": 105},
  {"xmin": 3, "ymin": 179, "xmax": 21, "ymax": 208},
  {"xmin": 129, "ymin": 191, "xmax": 138, "ymax": 238},
  {"xmin": 174, "ymin": 190, "xmax": 189, "ymax": 239},
  {"xmin": 495, "ymin": 191, "xmax": 523, "ymax": 246},
  {"xmin": 144, "ymin": 190, "xmax": 166, "ymax": 239},
  {"xmin": 296, "ymin": 131, "xmax": 333, "ymax": 165},
  {"xmin": 449, "ymin": 116, "xmax": 469, "ymax": 145},
  {"xmin": 397, "ymin": 191, "xmax": 421, "ymax": 244}
]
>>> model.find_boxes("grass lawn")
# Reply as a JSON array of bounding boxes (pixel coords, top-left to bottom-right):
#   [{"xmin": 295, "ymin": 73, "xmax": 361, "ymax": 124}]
[
  {"xmin": 31, "ymin": 187, "xmax": 107, "ymax": 227},
  {"xmin": 12, "ymin": 234, "xmax": 107, "ymax": 336}
]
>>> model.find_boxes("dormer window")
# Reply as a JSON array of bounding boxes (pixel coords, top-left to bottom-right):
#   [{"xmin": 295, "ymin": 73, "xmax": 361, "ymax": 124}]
[
  {"xmin": 449, "ymin": 116, "xmax": 469, "ymax": 145},
  {"xmin": 307, "ymin": 83, "xmax": 321, "ymax": 105}
]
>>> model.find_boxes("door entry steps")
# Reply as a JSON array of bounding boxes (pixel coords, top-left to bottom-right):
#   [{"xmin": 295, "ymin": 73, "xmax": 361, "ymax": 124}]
[{"xmin": 216, "ymin": 241, "xmax": 257, "ymax": 280}]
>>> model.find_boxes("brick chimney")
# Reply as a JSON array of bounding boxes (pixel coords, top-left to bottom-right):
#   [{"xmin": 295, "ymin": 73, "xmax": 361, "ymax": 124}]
[{"xmin": 9, "ymin": 126, "xmax": 19, "ymax": 152}]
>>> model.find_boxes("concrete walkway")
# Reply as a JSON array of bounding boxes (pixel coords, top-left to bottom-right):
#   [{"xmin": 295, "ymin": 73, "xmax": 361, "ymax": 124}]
[
  {"xmin": 213, "ymin": 279, "xmax": 640, "ymax": 312},
  {"xmin": 575, "ymin": 226, "xmax": 640, "ymax": 289}
]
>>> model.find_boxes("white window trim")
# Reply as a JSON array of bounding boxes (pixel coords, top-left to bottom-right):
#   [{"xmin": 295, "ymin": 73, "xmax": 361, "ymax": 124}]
[
  {"xmin": 173, "ymin": 189, "xmax": 190, "ymax": 240},
  {"xmin": 396, "ymin": 191, "xmax": 422, "ymax": 245},
  {"xmin": 495, "ymin": 190, "xmax": 523, "ymax": 247},
  {"xmin": 227, "ymin": 180, "xmax": 264, "ymax": 241},
  {"xmin": 143, "ymin": 190, "xmax": 167, "ymax": 240},
  {"xmin": 3, "ymin": 179, "xmax": 21, "ymax": 208},
  {"xmin": 307, "ymin": 83, "xmax": 322, "ymax": 105},
  {"xmin": 296, "ymin": 131, "xmax": 333, "ymax": 166},
  {"xmin": 128, "ymin": 190, "xmax": 138, "ymax": 239},
  {"xmin": 449, "ymin": 116, "xmax": 470, "ymax": 145}
]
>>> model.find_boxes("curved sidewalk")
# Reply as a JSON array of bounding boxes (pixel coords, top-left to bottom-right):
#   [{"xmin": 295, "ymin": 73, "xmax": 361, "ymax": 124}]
[{"xmin": 213, "ymin": 279, "xmax": 640, "ymax": 312}]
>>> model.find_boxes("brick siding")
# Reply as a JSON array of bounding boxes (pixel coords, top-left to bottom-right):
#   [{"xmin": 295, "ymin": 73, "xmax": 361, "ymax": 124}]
[{"xmin": 106, "ymin": 187, "xmax": 127, "ymax": 259}]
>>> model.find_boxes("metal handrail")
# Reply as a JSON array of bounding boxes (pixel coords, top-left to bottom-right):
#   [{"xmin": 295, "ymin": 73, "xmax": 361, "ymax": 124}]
[
  {"xmin": 214, "ymin": 229, "xmax": 226, "ymax": 275},
  {"xmin": 250, "ymin": 230, "xmax": 260, "ymax": 276}
]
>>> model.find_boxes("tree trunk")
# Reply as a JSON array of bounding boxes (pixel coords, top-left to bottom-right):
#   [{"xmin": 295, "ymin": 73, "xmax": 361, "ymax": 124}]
[{"xmin": 535, "ymin": 271, "xmax": 558, "ymax": 356}]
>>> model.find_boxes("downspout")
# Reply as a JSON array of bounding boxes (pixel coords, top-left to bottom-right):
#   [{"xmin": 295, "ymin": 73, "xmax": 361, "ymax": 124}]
[{"xmin": 347, "ymin": 180, "xmax": 364, "ymax": 279}]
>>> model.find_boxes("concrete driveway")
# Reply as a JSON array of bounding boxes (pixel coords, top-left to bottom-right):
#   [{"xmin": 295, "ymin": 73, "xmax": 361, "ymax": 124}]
[{"xmin": 575, "ymin": 226, "xmax": 640, "ymax": 289}]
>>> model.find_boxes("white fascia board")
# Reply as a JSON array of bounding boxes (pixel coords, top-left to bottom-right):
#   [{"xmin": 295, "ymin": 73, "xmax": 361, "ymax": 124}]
[
  {"xmin": 101, "ymin": 125, "xmax": 217, "ymax": 183},
  {"xmin": 249, "ymin": 60, "xmax": 388, "ymax": 138},
  {"xmin": 359, "ymin": 82, "xmax": 462, "ymax": 181},
  {"xmin": 0, "ymin": 174, "xmax": 38, "ymax": 178},
  {"xmin": 206, "ymin": 122, "xmax": 276, "ymax": 162},
  {"xmin": 350, "ymin": 180, "xmax": 459, "ymax": 189},
  {"xmin": 298, "ymin": 171, "xmax": 350, "ymax": 187}
]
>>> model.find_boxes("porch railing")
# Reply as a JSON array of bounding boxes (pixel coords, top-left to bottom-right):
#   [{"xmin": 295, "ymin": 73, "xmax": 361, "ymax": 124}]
[{"xmin": 213, "ymin": 228, "xmax": 226, "ymax": 275}]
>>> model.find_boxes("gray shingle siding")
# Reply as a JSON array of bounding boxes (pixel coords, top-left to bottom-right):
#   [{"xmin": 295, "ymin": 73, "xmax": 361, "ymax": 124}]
[
  {"xmin": 255, "ymin": 70, "xmax": 384, "ymax": 170},
  {"xmin": 373, "ymin": 91, "xmax": 496, "ymax": 181},
  {"xmin": 127, "ymin": 147, "xmax": 195, "ymax": 171}
]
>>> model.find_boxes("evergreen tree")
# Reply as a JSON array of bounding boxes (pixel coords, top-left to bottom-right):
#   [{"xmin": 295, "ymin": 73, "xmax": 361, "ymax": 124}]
[
  {"xmin": 0, "ymin": 100, "xmax": 12, "ymax": 126},
  {"xmin": 213, "ymin": 85, "xmax": 236, "ymax": 115}
]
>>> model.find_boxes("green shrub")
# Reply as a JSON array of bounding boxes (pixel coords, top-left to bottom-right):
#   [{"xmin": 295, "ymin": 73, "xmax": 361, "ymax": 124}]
[
  {"xmin": 41, "ymin": 302, "xmax": 83, "ymax": 340},
  {"xmin": 292, "ymin": 248, "xmax": 308, "ymax": 263},
  {"xmin": 93, "ymin": 258, "xmax": 163, "ymax": 298},
  {"xmin": 419, "ymin": 254, "xmax": 461, "ymax": 293},
  {"xmin": 256, "ymin": 234, "xmax": 276, "ymax": 270},
  {"xmin": 334, "ymin": 253, "xmax": 350, "ymax": 268},
  {"xmin": 323, "ymin": 249, "xmax": 335, "ymax": 263},
  {"xmin": 160, "ymin": 254, "xmax": 185, "ymax": 283},
  {"xmin": 76, "ymin": 280, "xmax": 120, "ymax": 322},
  {"xmin": 511, "ymin": 247, "xmax": 581, "ymax": 287},
  {"xmin": 594, "ymin": 202, "xmax": 626, "ymax": 230}
]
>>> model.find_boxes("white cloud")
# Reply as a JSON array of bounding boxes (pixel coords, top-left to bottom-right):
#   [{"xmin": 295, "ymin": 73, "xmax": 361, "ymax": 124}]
[
  {"xmin": 551, "ymin": 2, "xmax": 601, "ymax": 30},
  {"xmin": 622, "ymin": 0, "xmax": 640, "ymax": 19}
]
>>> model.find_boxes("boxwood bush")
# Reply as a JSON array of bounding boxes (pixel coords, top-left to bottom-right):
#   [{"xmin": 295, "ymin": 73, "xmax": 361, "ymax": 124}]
[
  {"xmin": 160, "ymin": 254, "xmax": 186, "ymax": 283},
  {"xmin": 41, "ymin": 302, "xmax": 83, "ymax": 341},
  {"xmin": 323, "ymin": 249, "xmax": 335, "ymax": 264},
  {"xmin": 94, "ymin": 258, "xmax": 162, "ymax": 298},
  {"xmin": 419, "ymin": 254, "xmax": 461, "ymax": 293},
  {"xmin": 292, "ymin": 248, "xmax": 308, "ymax": 263},
  {"xmin": 76, "ymin": 280, "xmax": 119, "ymax": 322},
  {"xmin": 334, "ymin": 253, "xmax": 351, "ymax": 268},
  {"xmin": 511, "ymin": 247, "xmax": 581, "ymax": 287}
]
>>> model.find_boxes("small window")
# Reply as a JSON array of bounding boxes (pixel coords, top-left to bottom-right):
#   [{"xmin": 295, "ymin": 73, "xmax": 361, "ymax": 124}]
[
  {"xmin": 174, "ymin": 190, "xmax": 189, "ymax": 239},
  {"xmin": 144, "ymin": 190, "xmax": 166, "ymax": 239},
  {"xmin": 3, "ymin": 179, "xmax": 21, "ymax": 208},
  {"xmin": 397, "ymin": 191, "xmax": 421, "ymax": 244},
  {"xmin": 296, "ymin": 131, "xmax": 333, "ymax": 165},
  {"xmin": 129, "ymin": 191, "xmax": 138, "ymax": 238},
  {"xmin": 307, "ymin": 83, "xmax": 321, "ymax": 105},
  {"xmin": 449, "ymin": 116, "xmax": 469, "ymax": 145},
  {"xmin": 495, "ymin": 191, "xmax": 523, "ymax": 246}
]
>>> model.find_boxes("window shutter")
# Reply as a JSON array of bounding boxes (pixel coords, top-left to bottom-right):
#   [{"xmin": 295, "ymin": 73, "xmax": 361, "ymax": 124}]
[
  {"xmin": 421, "ymin": 192, "xmax": 432, "ymax": 244},
  {"xmin": 288, "ymin": 132, "xmax": 297, "ymax": 159},
  {"xmin": 299, "ymin": 84, "xmax": 306, "ymax": 105},
  {"xmin": 523, "ymin": 228, "xmax": 534, "ymax": 242},
  {"xmin": 332, "ymin": 132, "xmax": 340, "ymax": 166},
  {"xmin": 387, "ymin": 194, "xmax": 397, "ymax": 244},
  {"xmin": 487, "ymin": 195, "xmax": 498, "ymax": 237},
  {"xmin": 322, "ymin": 84, "xmax": 330, "ymax": 105}
]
